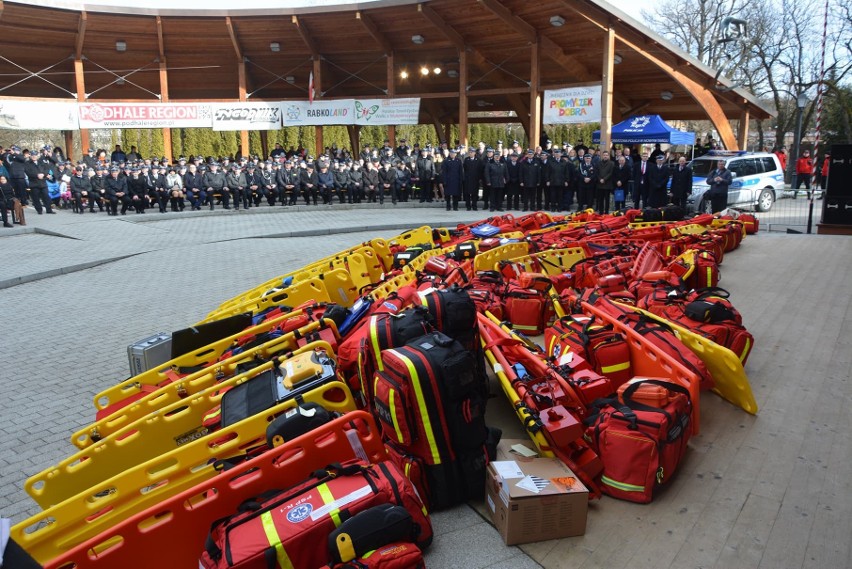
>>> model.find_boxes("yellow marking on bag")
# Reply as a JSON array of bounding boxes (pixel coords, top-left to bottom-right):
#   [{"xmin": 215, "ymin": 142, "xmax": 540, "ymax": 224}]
[
  {"xmin": 317, "ymin": 483, "xmax": 342, "ymax": 527},
  {"xmin": 739, "ymin": 337, "xmax": 751, "ymax": 363},
  {"xmin": 601, "ymin": 475, "xmax": 645, "ymax": 493},
  {"xmin": 601, "ymin": 361, "xmax": 631, "ymax": 374},
  {"xmin": 388, "ymin": 349, "xmax": 441, "ymax": 464},
  {"xmin": 389, "ymin": 389, "xmax": 404, "ymax": 444},
  {"xmin": 260, "ymin": 511, "xmax": 295, "ymax": 569},
  {"xmin": 369, "ymin": 317, "xmax": 383, "ymax": 372}
]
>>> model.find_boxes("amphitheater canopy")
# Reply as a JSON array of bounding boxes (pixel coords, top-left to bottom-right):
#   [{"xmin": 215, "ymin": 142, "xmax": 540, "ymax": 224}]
[{"xmin": 0, "ymin": 0, "xmax": 773, "ymax": 153}]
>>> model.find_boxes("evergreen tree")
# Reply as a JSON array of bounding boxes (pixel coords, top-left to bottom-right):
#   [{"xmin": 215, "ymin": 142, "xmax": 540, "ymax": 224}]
[{"xmin": 151, "ymin": 129, "xmax": 165, "ymax": 159}]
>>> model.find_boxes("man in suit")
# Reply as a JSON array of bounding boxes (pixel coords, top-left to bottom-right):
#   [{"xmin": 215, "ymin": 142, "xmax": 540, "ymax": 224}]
[
  {"xmin": 632, "ymin": 152, "xmax": 651, "ymax": 209},
  {"xmin": 647, "ymin": 154, "xmax": 670, "ymax": 208},
  {"xmin": 669, "ymin": 156, "xmax": 692, "ymax": 208}
]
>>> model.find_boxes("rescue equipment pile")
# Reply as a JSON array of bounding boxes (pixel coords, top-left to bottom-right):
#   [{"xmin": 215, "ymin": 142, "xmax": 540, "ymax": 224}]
[{"xmin": 14, "ymin": 208, "xmax": 759, "ymax": 569}]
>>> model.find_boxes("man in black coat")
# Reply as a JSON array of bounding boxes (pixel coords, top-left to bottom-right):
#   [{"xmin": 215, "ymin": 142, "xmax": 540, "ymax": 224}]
[
  {"xmin": 105, "ymin": 166, "xmax": 130, "ymax": 215},
  {"xmin": 24, "ymin": 151, "xmax": 54, "ymax": 214},
  {"xmin": 519, "ymin": 149, "xmax": 540, "ymax": 212},
  {"xmin": 669, "ymin": 156, "xmax": 692, "ymax": 208},
  {"xmin": 632, "ymin": 151, "xmax": 651, "ymax": 209},
  {"xmin": 647, "ymin": 154, "xmax": 671, "ymax": 207},
  {"xmin": 505, "ymin": 152, "xmax": 521, "ymax": 210},
  {"xmin": 483, "ymin": 150, "xmax": 508, "ymax": 212},
  {"xmin": 706, "ymin": 159, "xmax": 732, "ymax": 213},
  {"xmin": 462, "ymin": 148, "xmax": 482, "ymax": 211},
  {"xmin": 4, "ymin": 146, "xmax": 30, "ymax": 205}
]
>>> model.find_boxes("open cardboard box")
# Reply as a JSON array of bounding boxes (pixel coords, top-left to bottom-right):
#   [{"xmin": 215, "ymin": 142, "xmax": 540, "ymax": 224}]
[{"xmin": 486, "ymin": 439, "xmax": 588, "ymax": 545}]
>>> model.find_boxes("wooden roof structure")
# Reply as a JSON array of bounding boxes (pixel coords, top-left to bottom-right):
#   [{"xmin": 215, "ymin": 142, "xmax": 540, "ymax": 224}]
[{"xmin": 0, "ymin": 0, "xmax": 773, "ymax": 153}]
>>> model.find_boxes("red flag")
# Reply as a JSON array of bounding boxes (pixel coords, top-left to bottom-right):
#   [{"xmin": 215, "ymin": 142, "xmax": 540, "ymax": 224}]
[{"xmin": 308, "ymin": 71, "xmax": 314, "ymax": 104}]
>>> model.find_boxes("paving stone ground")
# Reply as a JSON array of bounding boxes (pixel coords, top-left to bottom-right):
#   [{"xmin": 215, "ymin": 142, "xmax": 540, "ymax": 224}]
[{"xmin": 0, "ymin": 204, "xmax": 539, "ymax": 568}]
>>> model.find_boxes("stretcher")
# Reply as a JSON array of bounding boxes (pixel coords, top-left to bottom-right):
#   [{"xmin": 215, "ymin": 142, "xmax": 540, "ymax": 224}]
[
  {"xmin": 508, "ymin": 246, "xmax": 587, "ymax": 276},
  {"xmin": 33, "ymin": 412, "xmax": 385, "ymax": 569},
  {"xmin": 14, "ymin": 378, "xmax": 358, "ymax": 564},
  {"xmin": 28, "ymin": 341, "xmax": 343, "ymax": 510},
  {"xmin": 472, "ymin": 241, "xmax": 529, "ymax": 272},
  {"xmin": 81, "ymin": 318, "xmax": 338, "ymax": 447}
]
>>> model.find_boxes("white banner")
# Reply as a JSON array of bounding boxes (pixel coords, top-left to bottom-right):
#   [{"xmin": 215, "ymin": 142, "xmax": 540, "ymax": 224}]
[
  {"xmin": 78, "ymin": 102, "xmax": 212, "ymax": 128},
  {"xmin": 0, "ymin": 99, "xmax": 79, "ymax": 130},
  {"xmin": 354, "ymin": 98, "xmax": 420, "ymax": 125},
  {"xmin": 211, "ymin": 102, "xmax": 282, "ymax": 131},
  {"xmin": 282, "ymin": 100, "xmax": 354, "ymax": 126},
  {"xmin": 543, "ymin": 85, "xmax": 602, "ymax": 124}
]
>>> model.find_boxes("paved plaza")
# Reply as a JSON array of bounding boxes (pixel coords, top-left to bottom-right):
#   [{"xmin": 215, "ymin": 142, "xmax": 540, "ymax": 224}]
[{"xmin": 2, "ymin": 204, "xmax": 852, "ymax": 569}]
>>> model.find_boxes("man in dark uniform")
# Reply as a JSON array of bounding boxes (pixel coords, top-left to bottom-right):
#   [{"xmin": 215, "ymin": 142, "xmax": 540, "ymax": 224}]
[
  {"xmin": 300, "ymin": 162, "xmax": 319, "ymax": 205},
  {"xmin": 648, "ymin": 154, "xmax": 670, "ymax": 207},
  {"xmin": 259, "ymin": 161, "xmax": 278, "ymax": 206},
  {"xmin": 441, "ymin": 147, "xmax": 464, "ymax": 211},
  {"xmin": 5, "ymin": 146, "xmax": 30, "ymax": 205},
  {"xmin": 395, "ymin": 138, "xmax": 410, "ymax": 161},
  {"xmin": 706, "ymin": 159, "xmax": 732, "ymax": 213},
  {"xmin": 669, "ymin": 156, "xmax": 692, "ymax": 208},
  {"xmin": 127, "ymin": 167, "xmax": 148, "ymax": 213},
  {"xmin": 595, "ymin": 150, "xmax": 615, "ymax": 214},
  {"xmin": 70, "ymin": 165, "xmax": 92, "ymax": 214},
  {"xmin": 519, "ymin": 149, "xmax": 540, "ymax": 212},
  {"xmin": 227, "ymin": 164, "xmax": 247, "ymax": 209},
  {"xmin": 105, "ymin": 165, "xmax": 130, "ymax": 215},
  {"xmin": 577, "ymin": 154, "xmax": 596, "ymax": 210},
  {"xmin": 547, "ymin": 149, "xmax": 570, "ymax": 212},
  {"xmin": 415, "ymin": 148, "xmax": 435, "ymax": 203},
  {"xmin": 363, "ymin": 158, "xmax": 380, "ymax": 203},
  {"xmin": 483, "ymin": 148, "xmax": 508, "ymax": 212},
  {"xmin": 348, "ymin": 161, "xmax": 363, "ymax": 204},
  {"xmin": 537, "ymin": 151, "xmax": 551, "ymax": 210},
  {"xmin": 82, "ymin": 148, "xmax": 99, "ymax": 170},
  {"xmin": 333, "ymin": 161, "xmax": 350, "ymax": 204},
  {"xmin": 276, "ymin": 160, "xmax": 299, "ymax": 206},
  {"xmin": 90, "ymin": 165, "xmax": 107, "ymax": 212},
  {"xmin": 505, "ymin": 151, "xmax": 521, "ymax": 210},
  {"xmin": 203, "ymin": 162, "xmax": 229, "ymax": 210},
  {"xmin": 246, "ymin": 163, "xmax": 265, "ymax": 207},
  {"xmin": 463, "ymin": 147, "xmax": 482, "ymax": 211},
  {"xmin": 378, "ymin": 160, "xmax": 396, "ymax": 205},
  {"xmin": 183, "ymin": 163, "xmax": 205, "ymax": 210}
]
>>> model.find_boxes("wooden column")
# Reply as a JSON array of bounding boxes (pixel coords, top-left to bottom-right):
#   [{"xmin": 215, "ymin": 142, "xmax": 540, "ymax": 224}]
[
  {"xmin": 259, "ymin": 130, "xmax": 268, "ymax": 159},
  {"xmin": 458, "ymin": 50, "xmax": 468, "ymax": 148},
  {"xmin": 63, "ymin": 130, "xmax": 75, "ymax": 161},
  {"xmin": 237, "ymin": 60, "xmax": 250, "ymax": 157},
  {"xmin": 386, "ymin": 52, "xmax": 396, "ymax": 147},
  {"xmin": 600, "ymin": 27, "xmax": 616, "ymax": 152},
  {"xmin": 313, "ymin": 56, "xmax": 323, "ymax": 156},
  {"xmin": 347, "ymin": 125, "xmax": 360, "ymax": 156},
  {"xmin": 737, "ymin": 109, "xmax": 750, "ymax": 150},
  {"xmin": 157, "ymin": 17, "xmax": 172, "ymax": 162},
  {"xmin": 73, "ymin": 60, "xmax": 89, "ymax": 158},
  {"xmin": 529, "ymin": 42, "xmax": 541, "ymax": 150}
]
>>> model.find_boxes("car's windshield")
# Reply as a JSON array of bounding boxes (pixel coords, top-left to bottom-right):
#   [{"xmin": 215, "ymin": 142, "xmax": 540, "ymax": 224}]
[{"xmin": 690, "ymin": 159, "xmax": 716, "ymax": 177}]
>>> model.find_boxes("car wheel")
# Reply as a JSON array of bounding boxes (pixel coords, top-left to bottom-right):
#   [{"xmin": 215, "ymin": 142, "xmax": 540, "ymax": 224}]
[
  {"xmin": 698, "ymin": 199, "xmax": 713, "ymax": 214},
  {"xmin": 756, "ymin": 189, "xmax": 774, "ymax": 212}
]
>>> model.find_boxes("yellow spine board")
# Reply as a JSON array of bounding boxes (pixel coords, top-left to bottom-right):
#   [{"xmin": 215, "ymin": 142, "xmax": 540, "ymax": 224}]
[
  {"xmin": 30, "ymin": 341, "xmax": 337, "ymax": 510},
  {"xmin": 368, "ymin": 272, "xmax": 416, "ymax": 301},
  {"xmin": 509, "ymin": 246, "xmax": 586, "ymax": 277},
  {"xmin": 669, "ymin": 223, "xmax": 710, "ymax": 237},
  {"xmin": 92, "ymin": 309, "xmax": 310, "ymax": 414},
  {"xmin": 473, "ymin": 242, "xmax": 530, "ymax": 273},
  {"xmin": 202, "ymin": 275, "xmax": 331, "ymax": 323},
  {"xmin": 13, "ymin": 380, "xmax": 357, "ymax": 564},
  {"xmin": 479, "ymin": 315, "xmax": 554, "ymax": 457},
  {"xmin": 628, "ymin": 305, "xmax": 758, "ymax": 414},
  {"xmin": 388, "ymin": 226, "xmax": 434, "ymax": 249}
]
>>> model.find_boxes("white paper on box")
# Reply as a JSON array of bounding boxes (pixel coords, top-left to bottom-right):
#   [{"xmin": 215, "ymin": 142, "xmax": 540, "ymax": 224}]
[
  {"xmin": 492, "ymin": 460, "xmax": 525, "ymax": 479},
  {"xmin": 510, "ymin": 444, "xmax": 539, "ymax": 458},
  {"xmin": 516, "ymin": 475, "xmax": 550, "ymax": 494}
]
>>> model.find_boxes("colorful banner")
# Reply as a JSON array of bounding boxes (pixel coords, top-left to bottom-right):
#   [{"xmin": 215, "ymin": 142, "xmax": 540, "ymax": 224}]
[
  {"xmin": 543, "ymin": 85, "xmax": 602, "ymax": 124},
  {"xmin": 0, "ymin": 99, "xmax": 79, "ymax": 130},
  {"xmin": 354, "ymin": 98, "xmax": 420, "ymax": 125},
  {"xmin": 211, "ymin": 102, "xmax": 282, "ymax": 131},
  {"xmin": 281, "ymin": 100, "xmax": 354, "ymax": 126},
  {"xmin": 78, "ymin": 102, "xmax": 212, "ymax": 128}
]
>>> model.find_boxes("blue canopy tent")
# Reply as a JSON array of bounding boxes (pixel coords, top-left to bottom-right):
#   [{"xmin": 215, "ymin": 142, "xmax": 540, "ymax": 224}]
[{"xmin": 592, "ymin": 115, "xmax": 696, "ymax": 145}]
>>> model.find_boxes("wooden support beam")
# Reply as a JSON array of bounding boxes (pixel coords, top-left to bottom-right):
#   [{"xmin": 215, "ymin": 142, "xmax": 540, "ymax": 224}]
[
  {"xmin": 418, "ymin": 4, "xmax": 465, "ymax": 50},
  {"xmin": 599, "ymin": 27, "xmax": 615, "ymax": 152},
  {"xmin": 0, "ymin": 1, "xmax": 4, "ymax": 21},
  {"xmin": 458, "ymin": 50, "xmax": 468, "ymax": 147},
  {"xmin": 64, "ymin": 131, "xmax": 74, "ymax": 162},
  {"xmin": 477, "ymin": 0, "xmax": 537, "ymax": 41},
  {"xmin": 738, "ymin": 109, "xmax": 750, "ymax": 150},
  {"xmin": 313, "ymin": 57, "xmax": 323, "ymax": 156},
  {"xmin": 425, "ymin": 100, "xmax": 444, "ymax": 143},
  {"xmin": 259, "ymin": 130, "xmax": 268, "ymax": 159},
  {"xmin": 623, "ymin": 100, "xmax": 652, "ymax": 117},
  {"xmin": 156, "ymin": 16, "xmax": 172, "ymax": 161},
  {"xmin": 75, "ymin": 11, "xmax": 87, "ymax": 60},
  {"xmin": 356, "ymin": 11, "xmax": 392, "ymax": 55},
  {"xmin": 292, "ymin": 15, "xmax": 320, "ymax": 58},
  {"xmin": 386, "ymin": 52, "xmax": 395, "ymax": 148},
  {"xmin": 225, "ymin": 16, "xmax": 242, "ymax": 60},
  {"xmin": 467, "ymin": 87, "xmax": 529, "ymax": 97},
  {"xmin": 617, "ymin": 33, "xmax": 738, "ymax": 149},
  {"xmin": 529, "ymin": 42, "xmax": 541, "ymax": 149},
  {"xmin": 226, "ymin": 16, "xmax": 249, "ymax": 154},
  {"xmin": 73, "ymin": 58, "xmax": 88, "ymax": 157}
]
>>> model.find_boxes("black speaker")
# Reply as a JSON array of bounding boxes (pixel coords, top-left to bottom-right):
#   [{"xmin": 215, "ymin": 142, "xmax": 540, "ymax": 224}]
[
  {"xmin": 826, "ymin": 144, "xmax": 852, "ymax": 198},
  {"xmin": 822, "ymin": 195, "xmax": 852, "ymax": 225}
]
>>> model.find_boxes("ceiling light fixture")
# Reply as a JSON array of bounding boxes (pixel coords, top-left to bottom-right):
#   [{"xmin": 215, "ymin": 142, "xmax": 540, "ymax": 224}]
[
  {"xmin": 411, "ymin": 34, "xmax": 425, "ymax": 45},
  {"xmin": 420, "ymin": 67, "xmax": 430, "ymax": 76},
  {"xmin": 660, "ymin": 90, "xmax": 674, "ymax": 101},
  {"xmin": 613, "ymin": 53, "xmax": 623, "ymax": 65},
  {"xmin": 447, "ymin": 69, "xmax": 459, "ymax": 78},
  {"xmin": 285, "ymin": 75, "xmax": 295, "ymax": 83},
  {"xmin": 400, "ymin": 70, "xmax": 409, "ymax": 79},
  {"xmin": 115, "ymin": 40, "xmax": 127, "ymax": 52},
  {"xmin": 550, "ymin": 15, "xmax": 565, "ymax": 27},
  {"xmin": 433, "ymin": 67, "xmax": 442, "ymax": 75},
  {"xmin": 270, "ymin": 42, "xmax": 281, "ymax": 52}
]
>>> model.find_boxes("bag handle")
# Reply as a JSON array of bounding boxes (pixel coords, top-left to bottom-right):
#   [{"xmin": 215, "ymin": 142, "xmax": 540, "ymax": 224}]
[{"xmin": 619, "ymin": 379, "xmax": 691, "ymax": 426}]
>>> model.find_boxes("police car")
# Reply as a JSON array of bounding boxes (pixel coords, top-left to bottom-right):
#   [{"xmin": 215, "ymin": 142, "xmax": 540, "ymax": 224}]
[{"xmin": 686, "ymin": 151, "xmax": 784, "ymax": 213}]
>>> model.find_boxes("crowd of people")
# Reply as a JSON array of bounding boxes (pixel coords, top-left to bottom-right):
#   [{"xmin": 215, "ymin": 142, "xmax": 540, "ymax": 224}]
[{"xmin": 2, "ymin": 138, "xmax": 700, "ymax": 228}]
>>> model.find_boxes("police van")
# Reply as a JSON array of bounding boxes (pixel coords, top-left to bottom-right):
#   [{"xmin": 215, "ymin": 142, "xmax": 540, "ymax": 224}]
[{"xmin": 686, "ymin": 151, "xmax": 785, "ymax": 213}]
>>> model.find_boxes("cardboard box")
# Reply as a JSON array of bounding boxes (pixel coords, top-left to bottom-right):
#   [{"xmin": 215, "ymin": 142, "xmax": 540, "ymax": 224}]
[
  {"xmin": 486, "ymin": 455, "xmax": 588, "ymax": 545},
  {"xmin": 495, "ymin": 438, "xmax": 541, "ymax": 462}
]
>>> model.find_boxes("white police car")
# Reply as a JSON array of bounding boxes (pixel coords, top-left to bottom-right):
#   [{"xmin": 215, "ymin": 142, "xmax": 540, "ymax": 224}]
[{"xmin": 686, "ymin": 151, "xmax": 784, "ymax": 213}]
